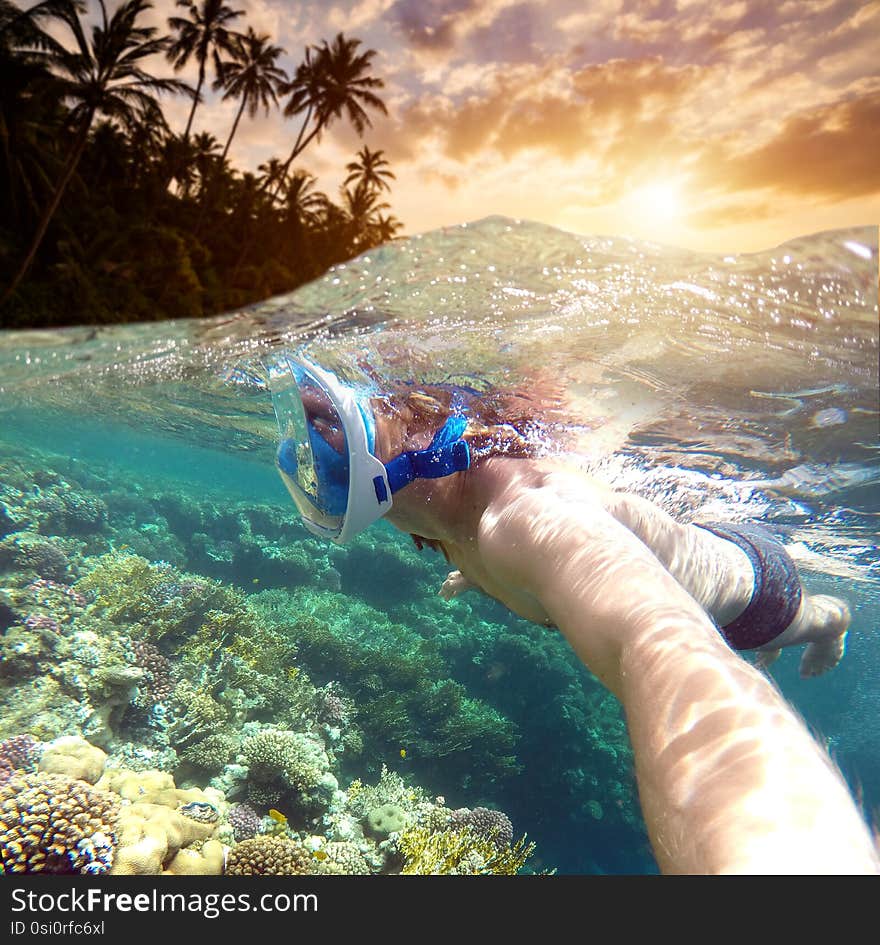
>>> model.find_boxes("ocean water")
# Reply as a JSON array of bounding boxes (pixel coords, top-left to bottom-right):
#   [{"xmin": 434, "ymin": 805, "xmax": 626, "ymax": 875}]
[{"xmin": 0, "ymin": 217, "xmax": 877, "ymax": 875}]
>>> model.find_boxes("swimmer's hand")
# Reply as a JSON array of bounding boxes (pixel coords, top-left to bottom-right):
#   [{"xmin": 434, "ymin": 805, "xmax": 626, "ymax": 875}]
[{"xmin": 439, "ymin": 570, "xmax": 476, "ymax": 600}]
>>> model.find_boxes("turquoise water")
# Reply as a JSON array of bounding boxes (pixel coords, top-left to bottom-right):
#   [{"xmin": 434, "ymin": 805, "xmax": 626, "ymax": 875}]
[{"xmin": 0, "ymin": 217, "xmax": 877, "ymax": 874}]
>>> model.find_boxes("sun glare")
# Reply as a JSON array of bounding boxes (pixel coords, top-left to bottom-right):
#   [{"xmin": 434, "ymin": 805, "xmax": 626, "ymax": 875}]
[{"xmin": 629, "ymin": 180, "xmax": 685, "ymax": 222}]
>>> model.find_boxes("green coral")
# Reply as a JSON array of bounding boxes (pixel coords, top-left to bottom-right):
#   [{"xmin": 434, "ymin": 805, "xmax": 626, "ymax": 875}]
[
  {"xmin": 250, "ymin": 593, "xmax": 522, "ymax": 792},
  {"xmin": 398, "ymin": 824, "xmax": 535, "ymax": 875},
  {"xmin": 75, "ymin": 554, "xmax": 236, "ymax": 646}
]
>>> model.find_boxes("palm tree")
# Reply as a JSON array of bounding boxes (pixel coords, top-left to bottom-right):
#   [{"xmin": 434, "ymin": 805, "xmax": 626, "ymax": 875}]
[
  {"xmin": 257, "ymin": 156, "xmax": 288, "ymax": 201},
  {"xmin": 1, "ymin": 0, "xmax": 62, "ymax": 227},
  {"xmin": 214, "ymin": 27, "xmax": 287, "ymax": 164},
  {"xmin": 191, "ymin": 130, "xmax": 221, "ymax": 194},
  {"xmin": 2, "ymin": 0, "xmax": 193, "ymax": 304},
  {"xmin": 373, "ymin": 212, "xmax": 403, "ymax": 243},
  {"xmin": 342, "ymin": 179, "xmax": 390, "ymax": 249},
  {"xmin": 283, "ymin": 170, "xmax": 326, "ymax": 225},
  {"xmin": 344, "ymin": 145, "xmax": 395, "ymax": 192},
  {"xmin": 276, "ymin": 33, "xmax": 387, "ymax": 188},
  {"xmin": 166, "ymin": 0, "xmax": 243, "ymax": 142}
]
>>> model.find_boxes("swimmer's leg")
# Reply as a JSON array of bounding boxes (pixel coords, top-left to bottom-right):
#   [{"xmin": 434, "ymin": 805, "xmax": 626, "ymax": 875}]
[
  {"xmin": 772, "ymin": 593, "xmax": 851, "ymax": 678},
  {"xmin": 753, "ymin": 648, "xmax": 781, "ymax": 671},
  {"xmin": 439, "ymin": 570, "xmax": 476, "ymax": 600}
]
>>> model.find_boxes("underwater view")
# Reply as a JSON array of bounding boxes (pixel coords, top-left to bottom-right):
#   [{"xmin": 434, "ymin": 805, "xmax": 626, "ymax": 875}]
[{"xmin": 0, "ymin": 216, "xmax": 877, "ymax": 875}]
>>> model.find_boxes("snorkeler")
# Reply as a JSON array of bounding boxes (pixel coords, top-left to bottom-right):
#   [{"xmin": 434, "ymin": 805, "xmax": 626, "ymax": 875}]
[{"xmin": 268, "ymin": 355, "xmax": 880, "ymax": 873}]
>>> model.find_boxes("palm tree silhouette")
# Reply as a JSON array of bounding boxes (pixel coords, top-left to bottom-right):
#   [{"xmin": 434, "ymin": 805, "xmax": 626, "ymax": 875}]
[
  {"xmin": 1, "ymin": 0, "xmax": 68, "ymax": 228},
  {"xmin": 2, "ymin": 0, "xmax": 192, "ymax": 304},
  {"xmin": 214, "ymin": 26, "xmax": 287, "ymax": 164},
  {"xmin": 342, "ymin": 179, "xmax": 390, "ymax": 249},
  {"xmin": 191, "ymin": 130, "xmax": 221, "ymax": 194},
  {"xmin": 374, "ymin": 212, "xmax": 403, "ymax": 242},
  {"xmin": 284, "ymin": 169, "xmax": 326, "ymax": 226},
  {"xmin": 343, "ymin": 145, "xmax": 395, "ymax": 193},
  {"xmin": 276, "ymin": 33, "xmax": 387, "ymax": 190},
  {"xmin": 257, "ymin": 156, "xmax": 288, "ymax": 202},
  {"xmin": 166, "ymin": 0, "xmax": 243, "ymax": 143}
]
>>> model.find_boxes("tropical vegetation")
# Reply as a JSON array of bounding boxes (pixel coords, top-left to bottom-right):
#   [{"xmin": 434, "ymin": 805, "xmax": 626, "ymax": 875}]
[{"xmin": 0, "ymin": 0, "xmax": 403, "ymax": 327}]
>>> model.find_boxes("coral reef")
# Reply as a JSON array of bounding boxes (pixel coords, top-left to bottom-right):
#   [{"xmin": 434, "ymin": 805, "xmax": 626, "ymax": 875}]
[
  {"xmin": 0, "ymin": 444, "xmax": 650, "ymax": 872},
  {"xmin": 397, "ymin": 824, "xmax": 535, "ymax": 875},
  {"xmin": 39, "ymin": 735, "xmax": 107, "ymax": 784},
  {"xmin": 364, "ymin": 803, "xmax": 409, "ymax": 840},
  {"xmin": 111, "ymin": 803, "xmax": 218, "ymax": 875},
  {"xmin": 225, "ymin": 836, "xmax": 314, "ymax": 876},
  {"xmin": 240, "ymin": 728, "xmax": 335, "ymax": 817},
  {"xmin": 228, "ymin": 803, "xmax": 263, "ymax": 842},
  {"xmin": 0, "ymin": 772, "xmax": 120, "ymax": 874},
  {"xmin": 448, "ymin": 807, "xmax": 514, "ymax": 848},
  {"xmin": 0, "ymin": 733, "xmax": 40, "ymax": 784},
  {"xmin": 0, "ymin": 532, "xmax": 71, "ymax": 581}
]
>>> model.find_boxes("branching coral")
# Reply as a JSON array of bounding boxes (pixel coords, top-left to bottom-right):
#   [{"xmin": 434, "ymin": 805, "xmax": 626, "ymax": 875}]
[
  {"xmin": 240, "ymin": 729, "xmax": 333, "ymax": 811},
  {"xmin": 397, "ymin": 824, "xmax": 535, "ymax": 875},
  {"xmin": 75, "ymin": 554, "xmax": 235, "ymax": 647}
]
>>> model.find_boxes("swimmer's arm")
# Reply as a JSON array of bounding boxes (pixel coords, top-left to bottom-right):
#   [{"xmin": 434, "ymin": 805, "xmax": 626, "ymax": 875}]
[{"xmin": 477, "ymin": 478, "xmax": 880, "ymax": 874}]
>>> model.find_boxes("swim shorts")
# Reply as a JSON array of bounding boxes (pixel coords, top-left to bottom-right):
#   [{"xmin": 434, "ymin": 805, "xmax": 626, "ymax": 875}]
[{"xmin": 696, "ymin": 522, "xmax": 803, "ymax": 650}]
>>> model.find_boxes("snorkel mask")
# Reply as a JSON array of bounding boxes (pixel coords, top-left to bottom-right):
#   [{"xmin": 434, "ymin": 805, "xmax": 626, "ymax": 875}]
[{"xmin": 268, "ymin": 354, "xmax": 471, "ymax": 543}]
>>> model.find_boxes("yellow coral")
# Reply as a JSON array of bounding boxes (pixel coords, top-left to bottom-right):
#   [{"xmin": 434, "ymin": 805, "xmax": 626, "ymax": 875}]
[
  {"xmin": 397, "ymin": 825, "xmax": 535, "ymax": 875},
  {"xmin": 38, "ymin": 735, "xmax": 107, "ymax": 784},
  {"xmin": 163, "ymin": 839, "xmax": 224, "ymax": 875},
  {"xmin": 109, "ymin": 803, "xmax": 217, "ymax": 875}
]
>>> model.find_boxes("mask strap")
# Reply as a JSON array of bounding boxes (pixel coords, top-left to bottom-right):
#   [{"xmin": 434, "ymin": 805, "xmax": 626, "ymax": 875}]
[{"xmin": 384, "ymin": 414, "xmax": 471, "ymax": 494}]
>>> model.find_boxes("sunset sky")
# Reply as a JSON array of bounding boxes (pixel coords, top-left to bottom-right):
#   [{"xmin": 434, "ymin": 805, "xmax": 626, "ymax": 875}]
[{"xmin": 142, "ymin": 0, "xmax": 879, "ymax": 251}]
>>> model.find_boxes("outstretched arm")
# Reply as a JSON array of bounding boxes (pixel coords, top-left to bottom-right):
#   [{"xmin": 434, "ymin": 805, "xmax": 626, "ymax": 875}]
[{"xmin": 476, "ymin": 469, "xmax": 879, "ymax": 874}]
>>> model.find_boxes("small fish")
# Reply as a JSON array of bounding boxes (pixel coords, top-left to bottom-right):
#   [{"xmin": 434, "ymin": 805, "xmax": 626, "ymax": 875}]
[
  {"xmin": 399, "ymin": 748, "xmax": 407, "ymax": 759},
  {"xmin": 312, "ymin": 850, "xmax": 328, "ymax": 861},
  {"xmin": 252, "ymin": 578, "xmax": 260, "ymax": 584},
  {"xmin": 268, "ymin": 809, "xmax": 287, "ymax": 825},
  {"xmin": 119, "ymin": 544, "xmax": 129, "ymax": 550}
]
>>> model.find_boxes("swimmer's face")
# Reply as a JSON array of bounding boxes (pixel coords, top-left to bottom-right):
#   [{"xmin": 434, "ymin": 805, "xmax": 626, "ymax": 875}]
[{"xmin": 300, "ymin": 386, "xmax": 346, "ymax": 454}]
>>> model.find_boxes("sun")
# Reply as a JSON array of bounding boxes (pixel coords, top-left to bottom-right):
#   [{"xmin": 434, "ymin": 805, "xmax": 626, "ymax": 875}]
[{"xmin": 628, "ymin": 179, "xmax": 686, "ymax": 222}]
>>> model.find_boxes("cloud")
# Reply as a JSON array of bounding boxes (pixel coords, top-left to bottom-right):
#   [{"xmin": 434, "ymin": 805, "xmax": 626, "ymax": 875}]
[
  {"xmin": 326, "ymin": 0, "xmax": 398, "ymax": 31},
  {"xmin": 703, "ymin": 91, "xmax": 880, "ymax": 200},
  {"xmin": 388, "ymin": 0, "xmax": 527, "ymax": 53},
  {"xmin": 395, "ymin": 55, "xmax": 706, "ymax": 172}
]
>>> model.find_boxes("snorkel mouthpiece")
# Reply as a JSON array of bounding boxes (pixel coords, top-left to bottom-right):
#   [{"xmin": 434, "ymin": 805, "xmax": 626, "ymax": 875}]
[{"xmin": 269, "ymin": 355, "xmax": 471, "ymax": 544}]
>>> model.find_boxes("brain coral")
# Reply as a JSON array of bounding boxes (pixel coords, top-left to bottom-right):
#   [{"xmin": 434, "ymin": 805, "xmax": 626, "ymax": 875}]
[
  {"xmin": 0, "ymin": 772, "xmax": 120, "ymax": 874},
  {"xmin": 365, "ymin": 803, "xmax": 409, "ymax": 839},
  {"xmin": 39, "ymin": 735, "xmax": 107, "ymax": 784},
  {"xmin": 225, "ymin": 836, "xmax": 314, "ymax": 876}
]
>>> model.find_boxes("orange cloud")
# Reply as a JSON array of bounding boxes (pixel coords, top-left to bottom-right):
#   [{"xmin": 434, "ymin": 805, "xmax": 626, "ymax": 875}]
[
  {"xmin": 703, "ymin": 91, "xmax": 880, "ymax": 200},
  {"xmin": 397, "ymin": 56, "xmax": 706, "ymax": 177}
]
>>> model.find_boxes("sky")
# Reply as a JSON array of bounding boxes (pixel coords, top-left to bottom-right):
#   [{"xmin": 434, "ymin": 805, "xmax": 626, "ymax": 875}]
[{"xmin": 110, "ymin": 0, "xmax": 880, "ymax": 251}]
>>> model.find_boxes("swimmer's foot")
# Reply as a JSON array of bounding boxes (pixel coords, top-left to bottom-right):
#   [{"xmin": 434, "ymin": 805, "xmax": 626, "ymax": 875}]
[
  {"xmin": 754, "ymin": 648, "xmax": 780, "ymax": 672},
  {"xmin": 796, "ymin": 594, "xmax": 850, "ymax": 678},
  {"xmin": 439, "ymin": 570, "xmax": 474, "ymax": 600},
  {"xmin": 800, "ymin": 632, "xmax": 848, "ymax": 678}
]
